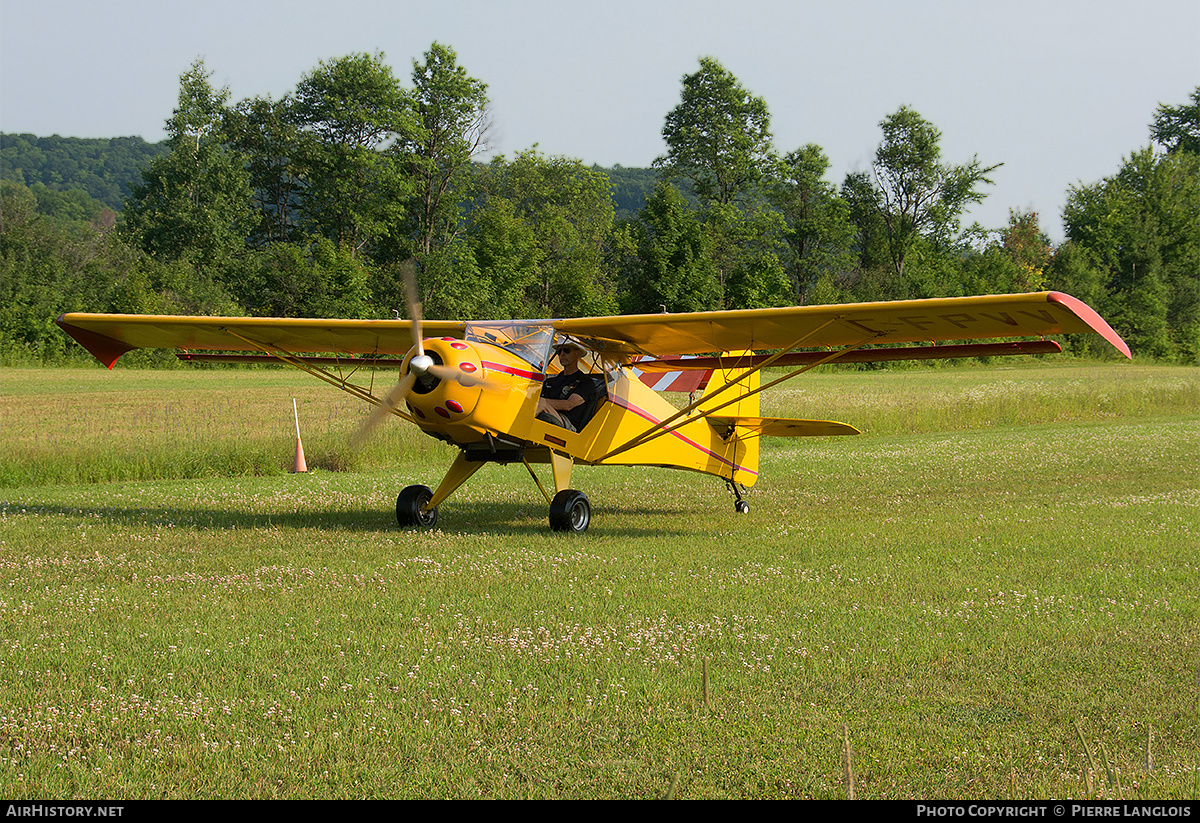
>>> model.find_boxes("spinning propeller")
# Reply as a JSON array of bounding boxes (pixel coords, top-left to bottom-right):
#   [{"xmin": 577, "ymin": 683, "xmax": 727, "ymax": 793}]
[{"xmin": 352, "ymin": 260, "xmax": 495, "ymax": 446}]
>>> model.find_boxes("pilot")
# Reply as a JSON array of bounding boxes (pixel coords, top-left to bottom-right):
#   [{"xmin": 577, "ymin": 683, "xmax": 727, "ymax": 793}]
[{"xmin": 536, "ymin": 339, "xmax": 603, "ymax": 432}]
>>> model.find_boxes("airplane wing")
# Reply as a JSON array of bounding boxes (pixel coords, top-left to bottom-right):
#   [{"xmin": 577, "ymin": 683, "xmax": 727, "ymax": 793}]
[
  {"xmin": 58, "ymin": 290, "xmax": 1130, "ymax": 370},
  {"xmin": 552, "ymin": 291, "xmax": 1131, "ymax": 359},
  {"xmin": 55, "ymin": 314, "xmax": 466, "ymax": 369}
]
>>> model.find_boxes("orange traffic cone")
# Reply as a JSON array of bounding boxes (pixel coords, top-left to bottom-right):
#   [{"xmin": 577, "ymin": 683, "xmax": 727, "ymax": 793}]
[
  {"xmin": 291, "ymin": 399, "xmax": 308, "ymax": 473},
  {"xmin": 292, "ymin": 436, "xmax": 308, "ymax": 473}
]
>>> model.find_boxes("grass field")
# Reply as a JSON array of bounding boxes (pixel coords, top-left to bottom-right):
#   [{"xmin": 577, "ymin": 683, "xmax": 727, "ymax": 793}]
[{"xmin": 1, "ymin": 360, "xmax": 1197, "ymax": 799}]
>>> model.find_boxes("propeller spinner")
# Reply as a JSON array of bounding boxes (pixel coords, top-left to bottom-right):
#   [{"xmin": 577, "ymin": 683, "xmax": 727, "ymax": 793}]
[{"xmin": 352, "ymin": 261, "xmax": 495, "ymax": 446}]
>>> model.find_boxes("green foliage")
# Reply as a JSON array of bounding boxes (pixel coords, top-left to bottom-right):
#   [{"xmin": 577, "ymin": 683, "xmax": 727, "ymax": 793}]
[
  {"xmin": 1, "ymin": 181, "xmax": 163, "ymax": 362},
  {"xmin": 0, "ymin": 133, "xmax": 170, "ymax": 211},
  {"xmin": 704, "ymin": 200, "xmax": 790, "ymax": 309},
  {"xmin": 468, "ymin": 150, "xmax": 618, "ymax": 318},
  {"xmin": 1150, "ymin": 85, "xmax": 1200, "ymax": 156},
  {"xmin": 600, "ymin": 165, "xmax": 663, "ymax": 218},
  {"xmin": 224, "ymin": 96, "xmax": 307, "ymax": 247},
  {"xmin": 4, "ymin": 49, "xmax": 1198, "ymax": 366},
  {"xmin": 122, "ymin": 60, "xmax": 253, "ymax": 277},
  {"xmin": 289, "ymin": 53, "xmax": 415, "ymax": 254},
  {"xmin": 1063, "ymin": 147, "xmax": 1200, "ymax": 361},
  {"xmin": 454, "ymin": 196, "xmax": 537, "ymax": 318},
  {"xmin": 770, "ymin": 145, "xmax": 857, "ymax": 303},
  {"xmin": 998, "ymin": 210, "xmax": 1051, "ymax": 292},
  {"xmin": 229, "ymin": 237, "xmax": 372, "ymax": 319},
  {"xmin": 392, "ymin": 42, "xmax": 490, "ymax": 262},
  {"xmin": 618, "ymin": 181, "xmax": 719, "ymax": 314},
  {"xmin": 655, "ymin": 57, "xmax": 777, "ymax": 207},
  {"xmin": 652, "ymin": 59, "xmax": 797, "ymax": 310},
  {"xmin": 864, "ymin": 106, "xmax": 1002, "ymax": 279},
  {"xmin": 25, "ymin": 183, "xmax": 110, "ymax": 226}
]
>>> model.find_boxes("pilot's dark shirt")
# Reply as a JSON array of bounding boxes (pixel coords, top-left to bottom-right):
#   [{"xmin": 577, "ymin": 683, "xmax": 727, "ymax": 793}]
[{"xmin": 541, "ymin": 369, "xmax": 602, "ymax": 431}]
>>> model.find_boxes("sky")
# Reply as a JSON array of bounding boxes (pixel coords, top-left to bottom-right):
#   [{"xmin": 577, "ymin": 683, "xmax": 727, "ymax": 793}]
[{"xmin": 2, "ymin": 0, "xmax": 1197, "ymax": 243}]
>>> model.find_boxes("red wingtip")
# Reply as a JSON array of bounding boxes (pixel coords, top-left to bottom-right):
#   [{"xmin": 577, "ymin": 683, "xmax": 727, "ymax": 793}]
[
  {"xmin": 1046, "ymin": 293, "xmax": 1133, "ymax": 359},
  {"xmin": 55, "ymin": 316, "xmax": 135, "ymax": 368}
]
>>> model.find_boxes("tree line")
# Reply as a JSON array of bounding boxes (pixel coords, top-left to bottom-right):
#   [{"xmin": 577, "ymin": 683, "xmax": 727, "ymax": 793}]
[
  {"xmin": 2, "ymin": 45, "xmax": 1196, "ymax": 363},
  {"xmin": 1, "ymin": 133, "xmax": 169, "ymax": 215}
]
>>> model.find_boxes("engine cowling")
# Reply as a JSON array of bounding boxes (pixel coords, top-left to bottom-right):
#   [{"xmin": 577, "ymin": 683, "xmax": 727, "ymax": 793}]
[{"xmin": 401, "ymin": 338, "xmax": 485, "ymax": 429}]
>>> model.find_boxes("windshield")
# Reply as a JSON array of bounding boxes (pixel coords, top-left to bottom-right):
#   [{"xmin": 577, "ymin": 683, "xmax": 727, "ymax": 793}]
[{"xmin": 465, "ymin": 322, "xmax": 555, "ymax": 372}]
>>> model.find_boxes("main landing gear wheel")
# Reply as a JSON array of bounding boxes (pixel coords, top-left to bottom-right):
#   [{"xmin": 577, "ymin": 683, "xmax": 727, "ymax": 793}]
[
  {"xmin": 734, "ymin": 500, "xmax": 750, "ymax": 515},
  {"xmin": 396, "ymin": 484, "xmax": 438, "ymax": 528},
  {"xmin": 549, "ymin": 490, "xmax": 591, "ymax": 533}
]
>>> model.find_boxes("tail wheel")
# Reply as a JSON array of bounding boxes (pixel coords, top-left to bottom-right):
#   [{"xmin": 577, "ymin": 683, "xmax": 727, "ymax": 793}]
[
  {"xmin": 549, "ymin": 490, "xmax": 591, "ymax": 533},
  {"xmin": 397, "ymin": 484, "xmax": 438, "ymax": 528}
]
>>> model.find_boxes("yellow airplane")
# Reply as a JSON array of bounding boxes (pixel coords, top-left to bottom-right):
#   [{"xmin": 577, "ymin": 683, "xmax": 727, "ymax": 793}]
[{"xmin": 56, "ymin": 289, "xmax": 1130, "ymax": 532}]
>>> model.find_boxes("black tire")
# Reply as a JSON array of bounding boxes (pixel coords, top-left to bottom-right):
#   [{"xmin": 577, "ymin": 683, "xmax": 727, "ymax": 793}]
[
  {"xmin": 734, "ymin": 500, "xmax": 750, "ymax": 515},
  {"xmin": 396, "ymin": 484, "xmax": 438, "ymax": 528},
  {"xmin": 549, "ymin": 489, "xmax": 591, "ymax": 533}
]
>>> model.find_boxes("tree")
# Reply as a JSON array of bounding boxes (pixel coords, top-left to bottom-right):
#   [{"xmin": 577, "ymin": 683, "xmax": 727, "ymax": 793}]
[
  {"xmin": 654, "ymin": 59, "xmax": 790, "ymax": 308},
  {"xmin": 0, "ymin": 180, "xmax": 218, "ymax": 362},
  {"xmin": 865, "ymin": 106, "xmax": 1000, "ymax": 279},
  {"xmin": 392, "ymin": 43, "xmax": 490, "ymax": 261},
  {"xmin": 468, "ymin": 150, "xmax": 617, "ymax": 319},
  {"xmin": 231, "ymin": 237, "xmax": 372, "ymax": 319},
  {"xmin": 456, "ymin": 196, "xmax": 538, "ymax": 319},
  {"xmin": 620, "ymin": 181, "xmax": 719, "ymax": 314},
  {"xmin": 1063, "ymin": 147, "xmax": 1200, "ymax": 360},
  {"xmin": 224, "ymin": 96, "xmax": 306, "ymax": 247},
  {"xmin": 1043, "ymin": 241, "xmax": 1111, "ymax": 356},
  {"xmin": 998, "ymin": 210, "xmax": 1050, "ymax": 292},
  {"xmin": 950, "ymin": 212, "xmax": 1052, "ymax": 305},
  {"xmin": 1150, "ymin": 86, "xmax": 1200, "ymax": 156},
  {"xmin": 122, "ymin": 59, "xmax": 252, "ymax": 290},
  {"xmin": 374, "ymin": 44, "xmax": 492, "ymax": 316},
  {"xmin": 769, "ymin": 145, "xmax": 857, "ymax": 303},
  {"xmin": 705, "ymin": 200, "xmax": 790, "ymax": 309},
  {"xmin": 288, "ymin": 52, "xmax": 414, "ymax": 254},
  {"xmin": 654, "ymin": 57, "xmax": 776, "ymax": 207},
  {"xmin": 0, "ymin": 134, "xmax": 170, "ymax": 212}
]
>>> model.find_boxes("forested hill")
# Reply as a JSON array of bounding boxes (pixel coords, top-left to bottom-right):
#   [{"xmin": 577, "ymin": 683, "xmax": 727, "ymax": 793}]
[
  {"xmin": 2, "ymin": 53, "xmax": 1196, "ymax": 365},
  {"xmin": 0, "ymin": 132, "xmax": 658, "ymax": 219},
  {"xmin": 599, "ymin": 165, "xmax": 662, "ymax": 217},
  {"xmin": 0, "ymin": 134, "xmax": 171, "ymax": 213}
]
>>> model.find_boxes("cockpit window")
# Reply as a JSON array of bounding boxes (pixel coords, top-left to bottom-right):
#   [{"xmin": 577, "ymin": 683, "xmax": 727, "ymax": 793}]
[{"xmin": 465, "ymin": 322, "xmax": 555, "ymax": 372}]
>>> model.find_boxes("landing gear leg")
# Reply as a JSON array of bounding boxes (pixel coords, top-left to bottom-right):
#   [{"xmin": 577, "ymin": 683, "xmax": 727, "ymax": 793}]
[
  {"xmin": 396, "ymin": 451, "xmax": 485, "ymax": 529},
  {"xmin": 726, "ymin": 480, "xmax": 750, "ymax": 514}
]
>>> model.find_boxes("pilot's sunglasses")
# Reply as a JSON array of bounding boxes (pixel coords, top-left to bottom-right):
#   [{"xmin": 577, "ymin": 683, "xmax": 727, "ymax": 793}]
[{"xmin": 556, "ymin": 346, "xmax": 577, "ymax": 355}]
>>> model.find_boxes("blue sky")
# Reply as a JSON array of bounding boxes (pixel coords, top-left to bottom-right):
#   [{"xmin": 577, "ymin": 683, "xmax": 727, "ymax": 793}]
[{"xmin": 2, "ymin": 0, "xmax": 1197, "ymax": 242}]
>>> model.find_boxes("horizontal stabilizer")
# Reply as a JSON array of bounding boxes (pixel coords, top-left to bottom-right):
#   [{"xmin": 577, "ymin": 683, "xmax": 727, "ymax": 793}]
[{"xmin": 708, "ymin": 416, "xmax": 861, "ymax": 438}]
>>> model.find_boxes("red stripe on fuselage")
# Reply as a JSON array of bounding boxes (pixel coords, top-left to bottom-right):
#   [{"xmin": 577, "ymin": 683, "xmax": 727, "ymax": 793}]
[
  {"xmin": 607, "ymin": 396, "xmax": 757, "ymax": 477},
  {"xmin": 482, "ymin": 361, "xmax": 545, "ymax": 381}
]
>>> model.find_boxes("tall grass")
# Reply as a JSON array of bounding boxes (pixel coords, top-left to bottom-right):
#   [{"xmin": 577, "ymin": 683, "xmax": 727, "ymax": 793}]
[
  {"xmin": 761, "ymin": 361, "xmax": 1198, "ymax": 436},
  {"xmin": 1, "ymin": 366, "xmax": 450, "ymax": 487},
  {"xmin": 3, "ymin": 361, "xmax": 1195, "ymax": 488}
]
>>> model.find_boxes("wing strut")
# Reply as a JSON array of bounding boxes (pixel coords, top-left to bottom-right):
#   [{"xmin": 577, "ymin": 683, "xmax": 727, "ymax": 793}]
[
  {"xmin": 598, "ymin": 322, "xmax": 873, "ymax": 461},
  {"xmin": 218, "ymin": 328, "xmax": 418, "ymax": 424}
]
